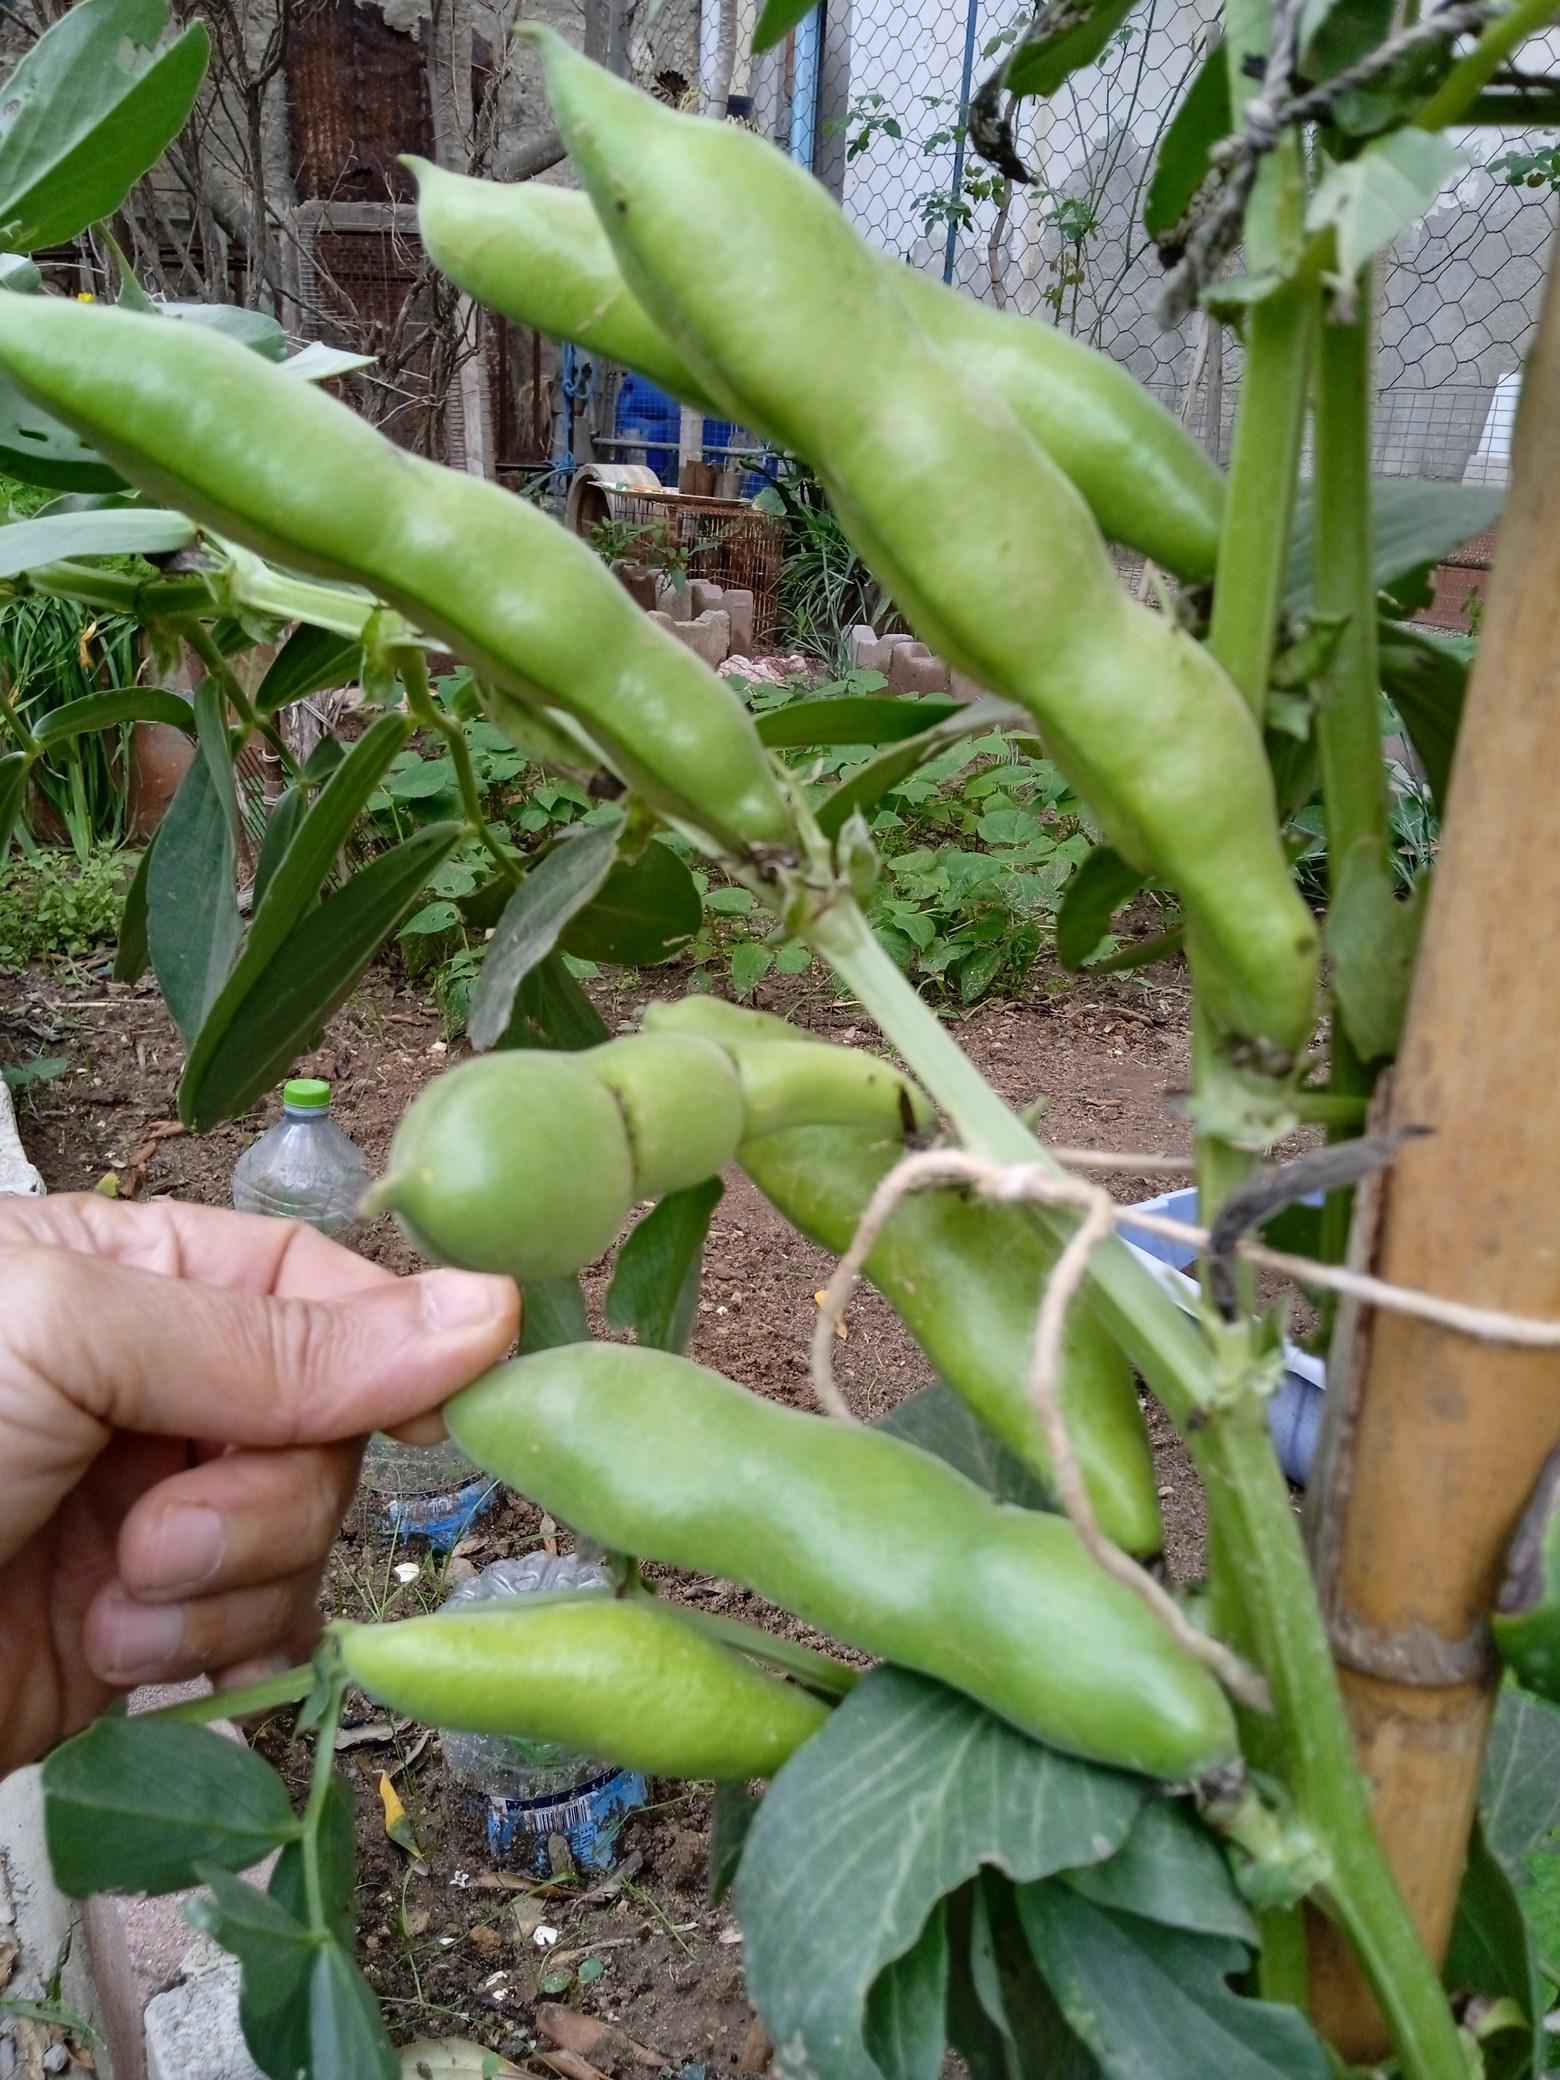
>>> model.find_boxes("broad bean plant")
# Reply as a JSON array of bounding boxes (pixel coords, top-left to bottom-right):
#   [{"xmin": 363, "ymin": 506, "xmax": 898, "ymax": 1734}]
[{"xmin": 8, "ymin": 3, "xmax": 1560, "ymax": 2077}]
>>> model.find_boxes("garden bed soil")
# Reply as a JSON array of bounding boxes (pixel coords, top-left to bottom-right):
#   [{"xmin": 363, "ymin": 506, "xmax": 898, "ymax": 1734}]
[{"xmin": 2, "ymin": 936, "xmax": 1297, "ymax": 2066}]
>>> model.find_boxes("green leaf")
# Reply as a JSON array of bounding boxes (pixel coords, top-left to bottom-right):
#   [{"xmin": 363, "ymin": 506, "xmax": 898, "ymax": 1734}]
[
  {"xmin": 1378, "ymin": 621, "xmax": 1468, "ymax": 816},
  {"xmin": 179, "ymin": 712, "xmax": 412, "ymax": 1110},
  {"xmin": 1324, "ymin": 836, "xmax": 1426, "ymax": 1064},
  {"xmin": 0, "ymin": 0, "xmax": 210, "ymax": 252},
  {"xmin": 0, "ymin": 748, "xmax": 31, "ymax": 861},
  {"xmin": 305, "ymin": 1931, "xmax": 398, "ymax": 2080},
  {"xmin": 519, "ymin": 1273, "xmax": 591, "ymax": 1354},
  {"xmin": 709, "ymin": 1779, "xmax": 761, "ymax": 1907},
  {"xmin": 817, "ymin": 700, "xmax": 1015, "ymax": 842},
  {"xmin": 0, "ymin": 362, "xmax": 124, "ymax": 492},
  {"xmin": 188, "ymin": 1868, "xmax": 312, "ymax": 2080},
  {"xmin": 252, "ymin": 785, "xmax": 307, "ymax": 912},
  {"xmin": 0, "ymin": 508, "xmax": 194, "ymax": 577},
  {"xmin": 1007, "ymin": 0, "xmax": 1143, "ymax": 98},
  {"xmin": 181, "ymin": 822, "xmax": 460, "ymax": 1130},
  {"xmin": 1483, "ymin": 1686, "xmax": 1560, "ymax": 1884},
  {"xmin": 169, "ymin": 303, "xmax": 286, "ymax": 360},
  {"xmin": 605, "ymin": 1177, "xmax": 723, "ymax": 1354},
  {"xmin": 873, "ymin": 1380, "xmax": 1053, "ymax": 1513},
  {"xmin": 113, "ymin": 829, "xmax": 155, "ymax": 981},
  {"xmin": 1056, "ymin": 848, "xmax": 1146, "ymax": 972},
  {"xmin": 34, "ymin": 687, "xmax": 195, "ymax": 745},
  {"xmin": 385, "ymin": 758, "xmax": 456, "ymax": 803},
  {"xmin": 730, "ymin": 942, "xmax": 774, "ymax": 999},
  {"xmin": 752, "ymin": 0, "xmax": 820, "ymax": 56},
  {"xmin": 1287, "ymin": 480, "xmax": 1503, "ymax": 614},
  {"xmin": 43, "ymin": 1716, "xmax": 297, "ymax": 1898},
  {"xmin": 469, "ymin": 817, "xmax": 623, "ymax": 1050},
  {"xmin": 1017, "ymin": 1885, "xmax": 1327, "ymax": 2080},
  {"xmin": 495, "ymin": 947, "xmax": 613, "ymax": 1053},
  {"xmin": 736, "ymin": 1666, "xmax": 1143, "ymax": 2080},
  {"xmin": 559, "ymin": 837, "xmax": 702, "ymax": 967},
  {"xmin": 1144, "ymin": 37, "xmax": 1232, "ymax": 242},
  {"xmin": 1297, "ymin": 0, "xmax": 1394, "ymax": 82},
  {"xmin": 1306, "ymin": 130, "xmax": 1465, "ymax": 281},
  {"xmin": 756, "ymin": 697, "xmax": 962, "ymax": 749},
  {"xmin": 148, "ymin": 682, "xmax": 241, "ymax": 1046},
  {"xmin": 1, "ymin": 1053, "xmax": 66, "ymax": 1091},
  {"xmin": 965, "ymin": 1875, "xmax": 1100, "ymax": 2080},
  {"xmin": 268, "ymin": 1773, "xmax": 356, "ymax": 1950},
  {"xmin": 1444, "ymin": 1818, "xmax": 1544, "ymax": 2080},
  {"xmin": 864, "ymin": 1901, "xmax": 949, "ymax": 2080},
  {"xmin": 1062, "ymin": 1797, "xmax": 1256, "ymax": 1943},
  {"xmin": 256, "ymin": 622, "xmax": 364, "ymax": 715}
]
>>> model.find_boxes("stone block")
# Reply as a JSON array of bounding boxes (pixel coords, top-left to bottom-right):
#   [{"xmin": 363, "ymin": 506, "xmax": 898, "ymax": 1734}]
[
  {"xmin": 673, "ymin": 609, "xmax": 731, "ymax": 668},
  {"xmin": 655, "ymin": 576, "xmax": 693, "ymax": 622},
  {"xmin": 613, "ymin": 561, "xmax": 658, "ymax": 613},
  {"xmin": 722, "ymin": 588, "xmax": 755, "ymax": 657},
  {"xmin": 949, "ymin": 670, "xmax": 994, "ymax": 705},
  {"xmin": 144, "ymin": 1954, "xmax": 264, "ymax": 2080},
  {"xmin": 689, "ymin": 578, "xmax": 726, "ymax": 618},
  {"xmin": 888, "ymin": 642, "xmax": 953, "ymax": 695},
  {"xmin": 850, "ymin": 627, "xmax": 913, "ymax": 676}
]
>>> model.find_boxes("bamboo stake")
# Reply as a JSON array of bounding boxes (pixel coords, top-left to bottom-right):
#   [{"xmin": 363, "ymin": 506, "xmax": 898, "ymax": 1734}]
[{"xmin": 1305, "ymin": 257, "xmax": 1560, "ymax": 2054}]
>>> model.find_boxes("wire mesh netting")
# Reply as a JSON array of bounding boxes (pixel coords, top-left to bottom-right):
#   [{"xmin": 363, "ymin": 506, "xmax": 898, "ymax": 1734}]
[{"xmin": 732, "ymin": 0, "xmax": 1559, "ymax": 489}]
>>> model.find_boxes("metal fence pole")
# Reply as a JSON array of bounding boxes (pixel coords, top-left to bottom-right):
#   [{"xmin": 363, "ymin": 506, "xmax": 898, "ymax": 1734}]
[
  {"xmin": 790, "ymin": 5, "xmax": 822, "ymax": 168},
  {"xmin": 942, "ymin": 0, "xmax": 981, "ymax": 283}
]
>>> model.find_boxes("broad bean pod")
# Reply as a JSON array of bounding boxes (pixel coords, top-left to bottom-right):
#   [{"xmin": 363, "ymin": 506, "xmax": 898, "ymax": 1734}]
[
  {"xmin": 0, "ymin": 297, "xmax": 791, "ymax": 854},
  {"xmin": 447, "ymin": 1344, "xmax": 1238, "ymax": 1779},
  {"xmin": 410, "ymin": 160, "xmax": 1225, "ymax": 581},
  {"xmin": 532, "ymin": 37, "xmax": 1319, "ymax": 1055},
  {"xmin": 337, "ymin": 1591, "xmax": 829, "ymax": 1779},
  {"xmin": 739, "ymin": 1121, "xmax": 1162, "ymax": 1555},
  {"xmin": 368, "ymin": 1026, "xmax": 932, "ymax": 1281}
]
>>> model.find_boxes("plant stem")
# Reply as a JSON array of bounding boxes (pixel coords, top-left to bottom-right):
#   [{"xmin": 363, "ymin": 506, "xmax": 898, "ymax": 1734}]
[
  {"xmin": 1311, "ymin": 279, "xmax": 1390, "ymax": 1260},
  {"xmin": 1191, "ymin": 1411, "xmax": 1465, "ymax": 2078},
  {"xmin": 1207, "ymin": 282, "xmax": 1317, "ymax": 719},
  {"xmin": 398, "ymin": 647, "xmax": 522, "ymax": 886},
  {"xmin": 1416, "ymin": 0, "xmax": 1560, "ymax": 129},
  {"xmin": 300, "ymin": 1662, "xmax": 349, "ymax": 1939},
  {"xmin": 0, "ymin": 677, "xmax": 39, "ymax": 755},
  {"xmin": 143, "ymin": 1663, "xmax": 314, "ymax": 1722},
  {"xmin": 179, "ymin": 620, "xmax": 302, "ymax": 784}
]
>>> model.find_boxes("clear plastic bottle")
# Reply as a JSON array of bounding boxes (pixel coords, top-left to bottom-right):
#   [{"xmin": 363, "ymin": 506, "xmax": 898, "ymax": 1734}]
[
  {"xmin": 232, "ymin": 1078, "xmax": 498, "ymax": 1548},
  {"xmin": 232, "ymin": 1077, "xmax": 374, "ymax": 1237},
  {"xmin": 440, "ymin": 1550, "xmax": 647, "ymax": 1870}
]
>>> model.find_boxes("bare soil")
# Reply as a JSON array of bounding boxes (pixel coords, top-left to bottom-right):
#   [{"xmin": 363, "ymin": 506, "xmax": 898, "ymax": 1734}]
[{"xmin": 4, "ymin": 930, "xmax": 1257, "ymax": 2066}]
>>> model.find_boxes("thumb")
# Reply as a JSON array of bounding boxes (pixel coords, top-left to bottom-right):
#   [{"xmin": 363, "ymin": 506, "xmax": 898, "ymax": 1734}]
[{"xmin": 0, "ymin": 1244, "xmax": 518, "ymax": 1558}]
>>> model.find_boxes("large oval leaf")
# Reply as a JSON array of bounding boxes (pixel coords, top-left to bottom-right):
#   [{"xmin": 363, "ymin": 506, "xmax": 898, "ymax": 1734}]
[
  {"xmin": 0, "ymin": 509, "xmax": 194, "ymax": 579},
  {"xmin": 559, "ymin": 836, "xmax": 701, "ymax": 966},
  {"xmin": 0, "ymin": 362, "xmax": 125, "ymax": 492},
  {"xmin": 35, "ymin": 686, "xmax": 195, "ymax": 744},
  {"xmin": 469, "ymin": 817, "xmax": 623, "ymax": 1050},
  {"xmin": 758, "ymin": 697, "xmax": 962, "ymax": 750},
  {"xmin": 147, "ymin": 683, "xmax": 240, "ymax": 1046}
]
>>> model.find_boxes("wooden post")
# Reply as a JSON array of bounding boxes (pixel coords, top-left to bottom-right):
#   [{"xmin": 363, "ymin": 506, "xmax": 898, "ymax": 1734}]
[{"xmin": 1306, "ymin": 260, "xmax": 1560, "ymax": 2053}]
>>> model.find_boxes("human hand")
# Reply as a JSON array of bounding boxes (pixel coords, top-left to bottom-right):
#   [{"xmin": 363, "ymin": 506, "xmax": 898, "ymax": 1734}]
[{"xmin": 0, "ymin": 1193, "xmax": 518, "ymax": 1773}]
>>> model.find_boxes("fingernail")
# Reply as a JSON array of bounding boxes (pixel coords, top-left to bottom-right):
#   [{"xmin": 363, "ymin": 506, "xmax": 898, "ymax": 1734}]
[
  {"xmin": 420, "ymin": 1269, "xmax": 511, "ymax": 1332},
  {"xmin": 143, "ymin": 1506, "xmax": 225, "ymax": 1593},
  {"xmin": 96, "ymin": 1597, "xmax": 187, "ymax": 1681}
]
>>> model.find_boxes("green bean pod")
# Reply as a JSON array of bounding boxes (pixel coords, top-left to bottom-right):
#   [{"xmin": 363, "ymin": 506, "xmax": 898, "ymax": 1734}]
[
  {"xmin": 336, "ymin": 1592, "xmax": 829, "ymax": 1780},
  {"xmin": 368, "ymin": 1024, "xmax": 931, "ymax": 1281},
  {"xmin": 0, "ymin": 296, "xmax": 791, "ymax": 854},
  {"xmin": 531, "ymin": 37, "xmax": 1319, "ymax": 1055},
  {"xmin": 644, "ymin": 997, "xmax": 825, "ymax": 1048},
  {"xmin": 410, "ymin": 161, "xmax": 1224, "ymax": 580},
  {"xmin": 447, "ymin": 1344, "xmax": 1238, "ymax": 1779},
  {"xmin": 739, "ymin": 1122, "xmax": 1161, "ymax": 1556}
]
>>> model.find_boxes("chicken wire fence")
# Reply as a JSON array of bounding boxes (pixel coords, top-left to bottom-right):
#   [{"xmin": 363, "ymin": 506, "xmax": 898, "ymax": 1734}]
[{"xmin": 730, "ymin": 0, "xmax": 1558, "ymax": 489}]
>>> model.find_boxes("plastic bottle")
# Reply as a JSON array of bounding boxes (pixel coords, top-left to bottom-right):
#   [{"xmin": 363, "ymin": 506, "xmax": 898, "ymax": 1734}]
[
  {"xmin": 232, "ymin": 1078, "xmax": 498, "ymax": 1547},
  {"xmin": 439, "ymin": 1549, "xmax": 648, "ymax": 1870}
]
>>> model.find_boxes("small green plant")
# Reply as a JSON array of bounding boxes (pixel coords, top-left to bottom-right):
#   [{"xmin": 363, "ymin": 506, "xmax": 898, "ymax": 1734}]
[
  {"xmin": 771, "ymin": 470, "xmax": 888, "ymax": 673},
  {"xmin": 0, "ymin": 847, "xmax": 134, "ymax": 966},
  {"xmin": 0, "ymin": 590, "xmax": 143, "ymax": 860}
]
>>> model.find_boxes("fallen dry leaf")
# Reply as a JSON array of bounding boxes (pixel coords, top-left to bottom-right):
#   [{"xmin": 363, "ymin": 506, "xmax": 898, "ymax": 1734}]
[{"xmin": 535, "ymin": 2004, "xmax": 665, "ymax": 2072}]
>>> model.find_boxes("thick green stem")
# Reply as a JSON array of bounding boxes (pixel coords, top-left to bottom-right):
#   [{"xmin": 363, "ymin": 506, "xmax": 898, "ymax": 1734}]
[
  {"xmin": 1417, "ymin": 0, "xmax": 1560, "ymax": 129},
  {"xmin": 0, "ymin": 677, "xmax": 39, "ymax": 755},
  {"xmin": 1312, "ymin": 284, "xmax": 1390, "ymax": 1260},
  {"xmin": 1207, "ymin": 283, "xmax": 1318, "ymax": 719},
  {"xmin": 143, "ymin": 1664, "xmax": 314, "ymax": 1722},
  {"xmin": 300, "ymin": 1663, "xmax": 348, "ymax": 1937},
  {"xmin": 1192, "ymin": 1413, "xmax": 1465, "ymax": 2078},
  {"xmin": 399, "ymin": 647, "xmax": 522, "ymax": 887}
]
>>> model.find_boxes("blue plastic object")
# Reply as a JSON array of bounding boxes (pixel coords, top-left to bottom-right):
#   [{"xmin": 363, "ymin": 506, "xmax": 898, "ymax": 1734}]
[
  {"xmin": 483, "ymin": 1768, "xmax": 649, "ymax": 1872},
  {"xmin": 1119, "ymin": 1187, "xmax": 1328, "ymax": 1486},
  {"xmin": 381, "ymin": 1471, "xmax": 498, "ymax": 1551}
]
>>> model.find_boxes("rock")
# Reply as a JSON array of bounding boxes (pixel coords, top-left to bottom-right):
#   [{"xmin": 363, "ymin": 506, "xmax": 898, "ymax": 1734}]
[
  {"xmin": 655, "ymin": 576, "xmax": 693, "ymax": 622},
  {"xmin": 950, "ymin": 670, "xmax": 995, "ymax": 704},
  {"xmin": 144, "ymin": 1953, "xmax": 264, "ymax": 2080},
  {"xmin": 612, "ymin": 562, "xmax": 659, "ymax": 613},
  {"xmin": 669, "ymin": 609, "xmax": 731, "ymax": 669},
  {"xmin": 721, "ymin": 588, "xmax": 756, "ymax": 657},
  {"xmin": 850, "ymin": 627, "xmax": 914, "ymax": 677},
  {"xmin": 888, "ymin": 642, "xmax": 953, "ymax": 695},
  {"xmin": 0, "ymin": 1081, "xmax": 44, "ymax": 1198},
  {"xmin": 689, "ymin": 579, "xmax": 725, "ymax": 618}
]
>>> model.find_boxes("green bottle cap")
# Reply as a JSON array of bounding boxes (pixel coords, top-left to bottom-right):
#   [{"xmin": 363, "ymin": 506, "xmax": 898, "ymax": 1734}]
[{"xmin": 283, "ymin": 1078, "xmax": 331, "ymax": 1110}]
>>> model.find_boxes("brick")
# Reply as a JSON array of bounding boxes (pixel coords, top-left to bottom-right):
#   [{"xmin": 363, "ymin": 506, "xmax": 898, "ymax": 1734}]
[
  {"xmin": 888, "ymin": 642, "xmax": 953, "ymax": 694},
  {"xmin": 722, "ymin": 588, "xmax": 755, "ymax": 657}
]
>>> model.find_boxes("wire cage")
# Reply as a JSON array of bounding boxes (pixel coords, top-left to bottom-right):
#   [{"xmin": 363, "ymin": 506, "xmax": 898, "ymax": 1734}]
[{"xmin": 591, "ymin": 489, "xmax": 786, "ymax": 648}]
